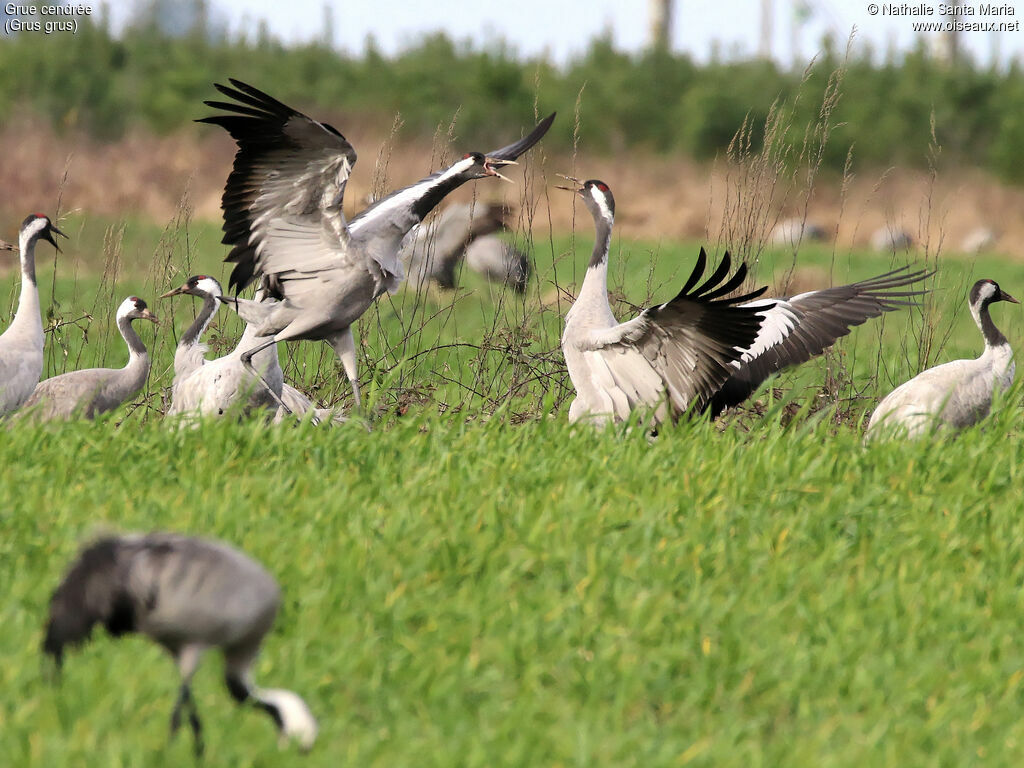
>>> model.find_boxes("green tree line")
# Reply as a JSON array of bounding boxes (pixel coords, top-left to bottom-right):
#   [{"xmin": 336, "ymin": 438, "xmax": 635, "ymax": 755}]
[{"xmin": 2, "ymin": 10, "xmax": 1023, "ymax": 182}]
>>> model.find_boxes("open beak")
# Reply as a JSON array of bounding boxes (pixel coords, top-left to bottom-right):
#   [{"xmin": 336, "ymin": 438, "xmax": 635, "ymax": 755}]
[
  {"xmin": 1000, "ymin": 289, "xmax": 1020, "ymax": 304},
  {"xmin": 483, "ymin": 157, "xmax": 516, "ymax": 183},
  {"xmin": 554, "ymin": 173, "xmax": 584, "ymax": 194},
  {"xmin": 43, "ymin": 225, "xmax": 67, "ymax": 252},
  {"xmin": 140, "ymin": 308, "xmax": 159, "ymax": 324},
  {"xmin": 160, "ymin": 284, "xmax": 187, "ymax": 299}
]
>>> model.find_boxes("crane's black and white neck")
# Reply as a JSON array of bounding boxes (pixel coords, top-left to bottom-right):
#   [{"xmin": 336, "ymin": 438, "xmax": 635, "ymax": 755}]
[
  {"xmin": 0, "ymin": 214, "xmax": 65, "ymax": 415},
  {"xmin": 162, "ymin": 275, "xmax": 224, "ymax": 379},
  {"xmin": 868, "ymin": 278, "xmax": 1018, "ymax": 438}
]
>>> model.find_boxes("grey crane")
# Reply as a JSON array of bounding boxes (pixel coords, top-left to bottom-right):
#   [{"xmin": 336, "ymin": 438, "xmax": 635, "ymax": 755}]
[
  {"xmin": 162, "ymin": 275, "xmax": 282, "ymax": 418},
  {"xmin": 558, "ymin": 178, "xmax": 770, "ymax": 425},
  {"xmin": 19, "ymin": 296, "xmax": 157, "ymax": 420},
  {"xmin": 867, "ymin": 279, "xmax": 1017, "ymax": 438},
  {"xmin": 198, "ymin": 79, "xmax": 554, "ymax": 412},
  {"xmin": 464, "ymin": 234, "xmax": 530, "ymax": 293},
  {"xmin": 43, "ymin": 533, "xmax": 317, "ymax": 755},
  {"xmin": 162, "ymin": 275, "xmax": 336, "ymax": 421},
  {"xmin": 559, "ymin": 177, "xmax": 932, "ymax": 425},
  {"xmin": 0, "ymin": 214, "xmax": 65, "ymax": 414},
  {"xmin": 400, "ymin": 201, "xmax": 506, "ymax": 289}
]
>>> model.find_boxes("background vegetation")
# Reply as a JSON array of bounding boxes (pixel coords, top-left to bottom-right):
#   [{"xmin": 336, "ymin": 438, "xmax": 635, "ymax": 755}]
[{"xmin": 4, "ymin": 3, "xmax": 1024, "ymax": 181}]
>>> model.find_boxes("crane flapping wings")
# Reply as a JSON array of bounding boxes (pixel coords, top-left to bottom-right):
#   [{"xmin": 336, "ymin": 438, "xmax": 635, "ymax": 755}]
[
  {"xmin": 572, "ymin": 248, "xmax": 771, "ymax": 419},
  {"xmin": 197, "ymin": 79, "xmax": 358, "ymax": 294}
]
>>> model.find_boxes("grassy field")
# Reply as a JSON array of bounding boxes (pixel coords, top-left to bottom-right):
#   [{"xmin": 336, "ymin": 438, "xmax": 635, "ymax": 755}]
[{"xmin": 3, "ymin": 211, "xmax": 1024, "ymax": 766}]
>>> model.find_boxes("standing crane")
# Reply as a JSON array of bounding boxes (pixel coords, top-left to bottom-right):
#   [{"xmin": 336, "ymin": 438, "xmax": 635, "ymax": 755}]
[
  {"xmin": 43, "ymin": 532, "xmax": 317, "ymax": 755},
  {"xmin": 198, "ymin": 79, "xmax": 554, "ymax": 412},
  {"xmin": 19, "ymin": 296, "xmax": 157, "ymax": 420},
  {"xmin": 558, "ymin": 177, "xmax": 932, "ymax": 424},
  {"xmin": 162, "ymin": 275, "xmax": 340, "ymax": 423},
  {"xmin": 868, "ymin": 279, "xmax": 1017, "ymax": 438},
  {"xmin": 0, "ymin": 214, "xmax": 65, "ymax": 414}
]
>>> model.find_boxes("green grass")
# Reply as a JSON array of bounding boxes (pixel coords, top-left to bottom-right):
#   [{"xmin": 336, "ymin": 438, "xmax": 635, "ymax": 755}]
[
  {"xmin": 4, "ymin": 213, "xmax": 1024, "ymax": 765},
  {"xmin": 4, "ymin": 410, "xmax": 1024, "ymax": 766}
]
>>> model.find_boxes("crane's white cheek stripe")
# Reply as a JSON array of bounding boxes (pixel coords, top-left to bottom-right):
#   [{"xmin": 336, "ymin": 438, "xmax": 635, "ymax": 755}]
[{"xmin": 590, "ymin": 188, "xmax": 613, "ymax": 224}]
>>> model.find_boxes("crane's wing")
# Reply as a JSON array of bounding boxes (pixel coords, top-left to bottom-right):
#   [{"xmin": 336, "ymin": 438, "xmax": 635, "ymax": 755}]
[
  {"xmin": 707, "ymin": 266, "xmax": 932, "ymax": 417},
  {"xmin": 573, "ymin": 249, "xmax": 771, "ymax": 418},
  {"xmin": 197, "ymin": 79, "xmax": 358, "ymax": 294},
  {"xmin": 348, "ymin": 113, "xmax": 555, "ymax": 280}
]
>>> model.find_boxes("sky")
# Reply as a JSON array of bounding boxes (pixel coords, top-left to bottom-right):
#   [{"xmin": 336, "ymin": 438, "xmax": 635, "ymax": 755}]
[{"xmin": 105, "ymin": 0, "xmax": 1023, "ymax": 68}]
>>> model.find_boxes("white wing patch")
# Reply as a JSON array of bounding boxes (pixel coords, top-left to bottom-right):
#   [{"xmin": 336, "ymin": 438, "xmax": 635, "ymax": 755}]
[{"xmin": 733, "ymin": 299, "xmax": 799, "ymax": 366}]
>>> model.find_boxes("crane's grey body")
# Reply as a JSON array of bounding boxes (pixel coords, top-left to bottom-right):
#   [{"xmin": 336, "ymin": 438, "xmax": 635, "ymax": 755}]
[
  {"xmin": 164, "ymin": 276, "xmax": 284, "ymax": 419},
  {"xmin": 560, "ymin": 179, "xmax": 769, "ymax": 426},
  {"xmin": 275, "ymin": 383, "xmax": 347, "ymax": 425},
  {"xmin": 465, "ymin": 234, "xmax": 530, "ymax": 293},
  {"xmin": 43, "ymin": 533, "xmax": 317, "ymax": 754},
  {"xmin": 200, "ymin": 80, "xmax": 554, "ymax": 411},
  {"xmin": 0, "ymin": 215, "xmax": 64, "ymax": 414},
  {"xmin": 400, "ymin": 202, "xmax": 505, "ymax": 289},
  {"xmin": 871, "ymin": 225, "xmax": 914, "ymax": 252},
  {"xmin": 21, "ymin": 297, "xmax": 157, "ymax": 420},
  {"xmin": 165, "ymin": 275, "xmax": 338, "ymax": 422},
  {"xmin": 868, "ymin": 279, "xmax": 1017, "ymax": 438},
  {"xmin": 168, "ymin": 320, "xmax": 284, "ymax": 418}
]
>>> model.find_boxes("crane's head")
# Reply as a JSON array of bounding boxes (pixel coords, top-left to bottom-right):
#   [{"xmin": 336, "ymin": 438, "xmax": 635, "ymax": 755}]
[
  {"xmin": 161, "ymin": 275, "xmax": 224, "ymax": 300},
  {"xmin": 970, "ymin": 279, "xmax": 1019, "ymax": 309},
  {"xmin": 455, "ymin": 151, "xmax": 517, "ymax": 183},
  {"xmin": 555, "ymin": 176, "xmax": 615, "ymax": 225},
  {"xmin": 116, "ymin": 296, "xmax": 159, "ymax": 324},
  {"xmin": 20, "ymin": 213, "xmax": 66, "ymax": 252}
]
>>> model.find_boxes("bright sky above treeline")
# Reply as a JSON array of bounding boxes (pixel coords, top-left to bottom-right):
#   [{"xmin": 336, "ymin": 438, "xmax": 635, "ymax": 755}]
[{"xmin": 102, "ymin": 0, "xmax": 1024, "ymax": 68}]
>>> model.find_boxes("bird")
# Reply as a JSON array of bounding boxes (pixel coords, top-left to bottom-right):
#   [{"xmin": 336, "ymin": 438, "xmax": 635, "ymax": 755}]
[
  {"xmin": 871, "ymin": 225, "xmax": 914, "ymax": 252},
  {"xmin": 557, "ymin": 177, "xmax": 771, "ymax": 425},
  {"xmin": 465, "ymin": 234, "xmax": 531, "ymax": 293},
  {"xmin": 400, "ymin": 201, "xmax": 506, "ymax": 289},
  {"xmin": 162, "ymin": 275, "xmax": 283, "ymax": 419},
  {"xmin": 559, "ymin": 177, "xmax": 933, "ymax": 425},
  {"xmin": 19, "ymin": 296, "xmax": 157, "ymax": 421},
  {"xmin": 42, "ymin": 532, "xmax": 317, "ymax": 755},
  {"xmin": 0, "ymin": 214, "xmax": 65, "ymax": 415},
  {"xmin": 198, "ymin": 79, "xmax": 554, "ymax": 412},
  {"xmin": 771, "ymin": 218, "xmax": 827, "ymax": 248},
  {"xmin": 162, "ymin": 275, "xmax": 335, "ymax": 421},
  {"xmin": 867, "ymin": 279, "xmax": 1017, "ymax": 438}
]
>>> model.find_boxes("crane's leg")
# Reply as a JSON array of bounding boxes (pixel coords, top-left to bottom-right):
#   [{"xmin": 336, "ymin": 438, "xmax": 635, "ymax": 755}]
[
  {"xmin": 170, "ymin": 644, "xmax": 206, "ymax": 757},
  {"xmin": 327, "ymin": 327, "xmax": 361, "ymax": 409},
  {"xmin": 240, "ymin": 339, "xmax": 291, "ymax": 415}
]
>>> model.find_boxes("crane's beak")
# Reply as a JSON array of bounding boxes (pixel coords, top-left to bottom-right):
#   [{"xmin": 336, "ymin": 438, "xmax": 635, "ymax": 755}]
[
  {"xmin": 999, "ymin": 289, "xmax": 1020, "ymax": 304},
  {"xmin": 43, "ymin": 225, "xmax": 67, "ymax": 252},
  {"xmin": 160, "ymin": 284, "xmax": 187, "ymax": 298},
  {"xmin": 0, "ymin": 239, "xmax": 16, "ymax": 254},
  {"xmin": 139, "ymin": 308, "xmax": 159, "ymax": 324},
  {"xmin": 554, "ymin": 173, "xmax": 584, "ymax": 194},
  {"xmin": 483, "ymin": 157, "xmax": 516, "ymax": 183}
]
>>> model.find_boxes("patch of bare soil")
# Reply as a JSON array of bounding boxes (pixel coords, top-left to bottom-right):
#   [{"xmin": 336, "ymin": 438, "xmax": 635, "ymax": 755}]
[{"xmin": 1, "ymin": 118, "xmax": 1022, "ymax": 259}]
